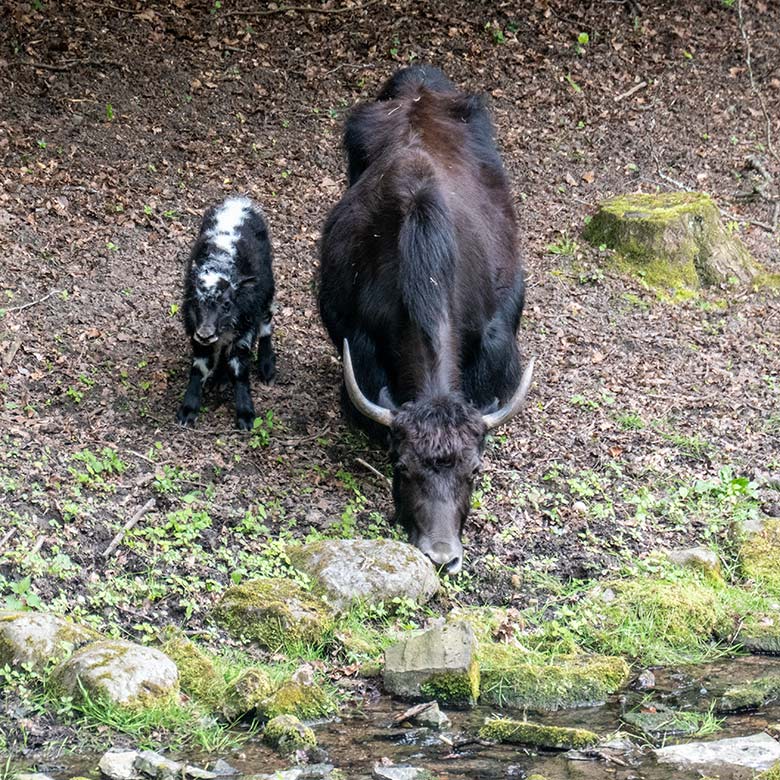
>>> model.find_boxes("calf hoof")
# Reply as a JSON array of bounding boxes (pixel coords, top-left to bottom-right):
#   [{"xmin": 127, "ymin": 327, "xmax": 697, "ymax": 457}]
[
  {"xmin": 258, "ymin": 353, "xmax": 276, "ymax": 384},
  {"xmin": 176, "ymin": 405, "xmax": 198, "ymax": 427},
  {"xmin": 236, "ymin": 411, "xmax": 255, "ymax": 431}
]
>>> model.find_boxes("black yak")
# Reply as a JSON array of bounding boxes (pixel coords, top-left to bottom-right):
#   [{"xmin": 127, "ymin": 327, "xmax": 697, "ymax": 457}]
[
  {"xmin": 178, "ymin": 197, "xmax": 275, "ymax": 430},
  {"xmin": 318, "ymin": 66, "xmax": 534, "ymax": 574}
]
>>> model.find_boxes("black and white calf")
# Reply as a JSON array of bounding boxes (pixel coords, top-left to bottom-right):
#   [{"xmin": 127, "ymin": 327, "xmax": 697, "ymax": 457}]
[{"xmin": 177, "ymin": 197, "xmax": 275, "ymax": 430}]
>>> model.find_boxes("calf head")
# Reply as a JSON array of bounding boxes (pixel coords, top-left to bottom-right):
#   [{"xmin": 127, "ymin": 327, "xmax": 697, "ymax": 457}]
[
  {"xmin": 192, "ymin": 270, "xmax": 253, "ymax": 345},
  {"xmin": 342, "ymin": 340, "xmax": 534, "ymax": 575}
]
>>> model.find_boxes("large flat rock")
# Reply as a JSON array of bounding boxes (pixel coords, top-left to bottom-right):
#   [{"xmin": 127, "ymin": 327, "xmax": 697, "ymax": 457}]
[
  {"xmin": 289, "ymin": 539, "xmax": 439, "ymax": 612},
  {"xmin": 654, "ymin": 733, "xmax": 780, "ymax": 770}
]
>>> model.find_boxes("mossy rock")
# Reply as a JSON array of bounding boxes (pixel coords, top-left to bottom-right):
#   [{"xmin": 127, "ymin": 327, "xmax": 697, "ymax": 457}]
[
  {"xmin": 212, "ymin": 578, "xmax": 333, "ymax": 651},
  {"xmin": 622, "ymin": 705, "xmax": 706, "ymax": 738},
  {"xmin": 159, "ymin": 631, "xmax": 225, "ymax": 710},
  {"xmin": 479, "ymin": 643, "xmax": 629, "ymax": 711},
  {"xmin": 738, "ymin": 616, "xmax": 780, "ymax": 655},
  {"xmin": 262, "ymin": 714, "xmax": 316, "ymax": 754},
  {"xmin": 383, "ymin": 623, "xmax": 479, "ymax": 707},
  {"xmin": 716, "ymin": 676, "xmax": 780, "ymax": 713},
  {"xmin": 53, "ymin": 639, "xmax": 179, "ymax": 708},
  {"xmin": 446, "ymin": 606, "xmax": 510, "ymax": 643},
  {"xmin": 740, "ymin": 519, "xmax": 780, "ymax": 597},
  {"xmin": 579, "ymin": 573, "xmax": 731, "ymax": 665},
  {"xmin": 479, "ymin": 717, "xmax": 598, "ymax": 750},
  {"xmin": 0, "ymin": 611, "xmax": 102, "ymax": 673},
  {"xmin": 583, "ymin": 191, "xmax": 759, "ymax": 290},
  {"xmin": 261, "ymin": 679, "xmax": 338, "ymax": 720},
  {"xmin": 222, "ymin": 667, "xmax": 273, "ymax": 722}
]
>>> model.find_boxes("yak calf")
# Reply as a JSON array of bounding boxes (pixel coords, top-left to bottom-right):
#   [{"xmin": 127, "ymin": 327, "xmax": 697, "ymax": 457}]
[{"xmin": 177, "ymin": 197, "xmax": 275, "ymax": 430}]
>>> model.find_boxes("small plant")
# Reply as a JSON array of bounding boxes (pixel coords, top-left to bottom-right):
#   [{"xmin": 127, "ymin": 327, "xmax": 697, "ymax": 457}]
[
  {"xmin": 576, "ymin": 32, "xmax": 589, "ymax": 54},
  {"xmin": 249, "ymin": 410, "xmax": 274, "ymax": 448},
  {"xmin": 69, "ymin": 447, "xmax": 127, "ymax": 490},
  {"xmin": 565, "ymin": 74, "xmax": 582, "ymax": 93},
  {"xmin": 617, "ymin": 412, "xmax": 645, "ymax": 430},
  {"xmin": 169, "ymin": 303, "xmax": 179, "ymax": 317},
  {"xmin": 36, "ymin": 139, "xmax": 47, "ymax": 149},
  {"xmin": 570, "ymin": 394, "xmax": 599, "ymax": 411},
  {"xmin": 486, "ymin": 22, "xmax": 505, "ymax": 44},
  {"xmin": 3, "ymin": 577, "xmax": 43, "ymax": 611},
  {"xmin": 547, "ymin": 232, "xmax": 580, "ymax": 256},
  {"xmin": 105, "ymin": 103, "xmax": 115, "ymax": 121}
]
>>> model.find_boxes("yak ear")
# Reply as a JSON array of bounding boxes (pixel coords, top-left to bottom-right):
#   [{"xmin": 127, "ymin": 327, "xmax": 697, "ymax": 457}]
[{"xmin": 378, "ymin": 386, "xmax": 399, "ymax": 411}]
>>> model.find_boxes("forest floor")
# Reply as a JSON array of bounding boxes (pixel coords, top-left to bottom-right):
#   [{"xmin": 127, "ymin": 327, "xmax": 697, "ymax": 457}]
[{"xmin": 1, "ymin": 0, "xmax": 780, "ymax": 757}]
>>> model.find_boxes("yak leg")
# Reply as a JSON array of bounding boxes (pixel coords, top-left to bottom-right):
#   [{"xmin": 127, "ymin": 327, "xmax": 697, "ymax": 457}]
[{"xmin": 177, "ymin": 342, "xmax": 216, "ymax": 427}]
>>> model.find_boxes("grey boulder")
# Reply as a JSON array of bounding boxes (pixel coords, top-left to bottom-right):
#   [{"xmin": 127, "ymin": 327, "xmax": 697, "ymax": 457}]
[
  {"xmin": 99, "ymin": 750, "xmax": 141, "ymax": 780},
  {"xmin": 289, "ymin": 539, "xmax": 439, "ymax": 611},
  {"xmin": 56, "ymin": 640, "xmax": 179, "ymax": 707}
]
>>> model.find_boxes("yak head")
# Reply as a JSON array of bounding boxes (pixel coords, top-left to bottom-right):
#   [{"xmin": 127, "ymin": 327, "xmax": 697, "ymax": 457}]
[
  {"xmin": 192, "ymin": 269, "xmax": 254, "ymax": 345},
  {"xmin": 342, "ymin": 339, "xmax": 534, "ymax": 575}
]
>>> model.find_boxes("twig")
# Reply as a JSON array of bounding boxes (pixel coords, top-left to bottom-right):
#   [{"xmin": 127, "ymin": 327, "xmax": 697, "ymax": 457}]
[
  {"xmin": 355, "ymin": 457, "xmax": 392, "ymax": 490},
  {"xmin": 5, "ymin": 289, "xmax": 62, "ymax": 314},
  {"xmin": 0, "ymin": 527, "xmax": 17, "ymax": 550},
  {"xmin": 29, "ymin": 536, "xmax": 46, "ymax": 556},
  {"xmin": 614, "ymin": 80, "xmax": 647, "ymax": 103},
  {"xmin": 223, "ymin": 0, "xmax": 381, "ymax": 17},
  {"xmin": 273, "ymin": 425, "xmax": 331, "ymax": 447},
  {"xmin": 103, "ymin": 497, "xmax": 156, "ymax": 558},
  {"xmin": 737, "ymin": 0, "xmax": 779, "ymax": 166},
  {"xmin": 19, "ymin": 59, "xmax": 123, "ymax": 72},
  {"xmin": 3, "ymin": 334, "xmax": 23, "ymax": 369}
]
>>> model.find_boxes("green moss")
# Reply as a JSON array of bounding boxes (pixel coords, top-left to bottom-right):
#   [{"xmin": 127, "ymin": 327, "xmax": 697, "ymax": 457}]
[
  {"xmin": 261, "ymin": 679, "xmax": 338, "ymax": 720},
  {"xmin": 262, "ymin": 714, "xmax": 316, "ymax": 754},
  {"xmin": 758, "ymin": 763, "xmax": 780, "ymax": 780},
  {"xmin": 159, "ymin": 632, "xmax": 225, "ymax": 710},
  {"xmin": 222, "ymin": 667, "xmax": 273, "ymax": 722},
  {"xmin": 583, "ymin": 191, "xmax": 758, "ymax": 292},
  {"xmin": 740, "ymin": 520, "xmax": 780, "ymax": 597},
  {"xmin": 571, "ymin": 571, "xmax": 732, "ymax": 665},
  {"xmin": 212, "ymin": 577, "xmax": 333, "ymax": 651},
  {"xmin": 419, "ymin": 658, "xmax": 480, "ymax": 708},
  {"xmin": 622, "ymin": 705, "xmax": 718, "ymax": 737},
  {"xmin": 738, "ymin": 616, "xmax": 780, "ymax": 655},
  {"xmin": 446, "ymin": 607, "xmax": 509, "ymax": 643},
  {"xmin": 479, "ymin": 643, "xmax": 629, "ymax": 711},
  {"xmin": 479, "ymin": 717, "xmax": 598, "ymax": 750},
  {"xmin": 716, "ymin": 676, "xmax": 780, "ymax": 713}
]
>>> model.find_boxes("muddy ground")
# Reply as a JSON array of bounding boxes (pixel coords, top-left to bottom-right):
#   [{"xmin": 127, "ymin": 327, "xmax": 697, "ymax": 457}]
[{"xmin": 1, "ymin": 0, "xmax": 779, "ymax": 680}]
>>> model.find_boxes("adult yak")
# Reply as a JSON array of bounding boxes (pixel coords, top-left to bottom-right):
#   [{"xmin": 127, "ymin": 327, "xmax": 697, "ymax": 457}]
[{"xmin": 319, "ymin": 66, "xmax": 534, "ymax": 575}]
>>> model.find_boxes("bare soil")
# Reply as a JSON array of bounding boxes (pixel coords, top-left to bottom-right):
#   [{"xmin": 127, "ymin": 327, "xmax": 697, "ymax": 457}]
[{"xmin": 1, "ymin": 0, "xmax": 780, "ymax": 712}]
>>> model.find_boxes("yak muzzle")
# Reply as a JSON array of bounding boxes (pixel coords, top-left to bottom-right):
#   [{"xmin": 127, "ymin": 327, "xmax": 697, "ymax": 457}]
[{"xmin": 417, "ymin": 537, "xmax": 464, "ymax": 576}]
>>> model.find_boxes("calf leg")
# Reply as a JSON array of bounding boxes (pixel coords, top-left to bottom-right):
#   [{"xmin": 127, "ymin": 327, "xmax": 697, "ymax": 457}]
[
  {"xmin": 229, "ymin": 344, "xmax": 256, "ymax": 430},
  {"xmin": 257, "ymin": 312, "xmax": 276, "ymax": 383},
  {"xmin": 177, "ymin": 342, "xmax": 216, "ymax": 427}
]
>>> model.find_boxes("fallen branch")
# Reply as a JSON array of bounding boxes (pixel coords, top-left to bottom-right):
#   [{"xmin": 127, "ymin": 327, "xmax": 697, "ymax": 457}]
[
  {"xmin": 355, "ymin": 457, "xmax": 392, "ymax": 490},
  {"xmin": 0, "ymin": 527, "xmax": 17, "ymax": 550},
  {"xmin": 614, "ymin": 80, "xmax": 647, "ymax": 102},
  {"xmin": 3, "ymin": 334, "xmax": 23, "ymax": 369},
  {"xmin": 5, "ymin": 289, "xmax": 62, "ymax": 314},
  {"xmin": 103, "ymin": 497, "xmax": 156, "ymax": 558},
  {"xmin": 223, "ymin": 0, "xmax": 381, "ymax": 17}
]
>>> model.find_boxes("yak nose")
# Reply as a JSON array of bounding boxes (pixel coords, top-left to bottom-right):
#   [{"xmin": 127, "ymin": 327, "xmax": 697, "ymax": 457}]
[
  {"xmin": 425, "ymin": 541, "xmax": 463, "ymax": 576},
  {"xmin": 195, "ymin": 327, "xmax": 218, "ymax": 345}
]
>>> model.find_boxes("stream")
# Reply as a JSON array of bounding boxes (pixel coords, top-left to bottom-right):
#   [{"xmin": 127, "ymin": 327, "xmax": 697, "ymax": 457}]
[{"xmin": 25, "ymin": 656, "xmax": 780, "ymax": 780}]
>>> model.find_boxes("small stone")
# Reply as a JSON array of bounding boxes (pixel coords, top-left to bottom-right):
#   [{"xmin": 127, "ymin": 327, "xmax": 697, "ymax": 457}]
[
  {"xmin": 0, "ymin": 611, "xmax": 101, "ymax": 672},
  {"xmin": 372, "ymin": 766, "xmax": 435, "ymax": 780},
  {"xmin": 654, "ymin": 733, "xmax": 780, "ymax": 770},
  {"xmin": 263, "ymin": 714, "xmax": 317, "ymax": 755},
  {"xmin": 99, "ymin": 750, "xmax": 141, "ymax": 780},
  {"xmin": 666, "ymin": 546, "xmax": 721, "ymax": 577},
  {"xmin": 134, "ymin": 752, "xmax": 183, "ymax": 780},
  {"xmin": 479, "ymin": 718, "xmax": 599, "ymax": 750},
  {"xmin": 222, "ymin": 667, "xmax": 273, "ymax": 722},
  {"xmin": 55, "ymin": 640, "xmax": 178, "ymax": 707},
  {"xmin": 209, "ymin": 760, "xmax": 238, "ymax": 776},
  {"xmin": 632, "ymin": 669, "xmax": 656, "ymax": 690},
  {"xmin": 383, "ymin": 622, "xmax": 479, "ymax": 707},
  {"xmin": 14, "ymin": 775, "xmax": 56, "ymax": 780},
  {"xmin": 289, "ymin": 539, "xmax": 440, "ymax": 612},
  {"xmin": 394, "ymin": 701, "xmax": 451, "ymax": 729}
]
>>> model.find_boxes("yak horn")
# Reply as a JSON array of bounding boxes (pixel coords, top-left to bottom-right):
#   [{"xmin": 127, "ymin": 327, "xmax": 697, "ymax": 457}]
[
  {"xmin": 342, "ymin": 339, "xmax": 394, "ymax": 427},
  {"xmin": 482, "ymin": 357, "xmax": 536, "ymax": 431}
]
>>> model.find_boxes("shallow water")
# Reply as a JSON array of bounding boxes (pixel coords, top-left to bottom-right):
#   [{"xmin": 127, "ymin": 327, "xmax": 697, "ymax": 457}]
[{"xmin": 25, "ymin": 656, "xmax": 780, "ymax": 780}]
